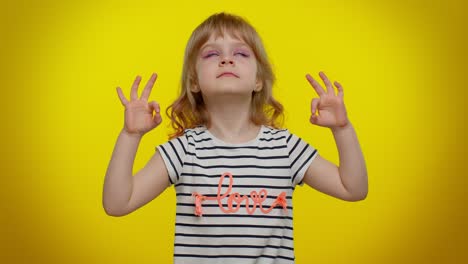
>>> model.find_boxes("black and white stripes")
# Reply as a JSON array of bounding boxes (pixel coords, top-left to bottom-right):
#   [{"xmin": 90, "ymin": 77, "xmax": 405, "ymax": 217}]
[{"xmin": 156, "ymin": 125, "xmax": 318, "ymax": 264}]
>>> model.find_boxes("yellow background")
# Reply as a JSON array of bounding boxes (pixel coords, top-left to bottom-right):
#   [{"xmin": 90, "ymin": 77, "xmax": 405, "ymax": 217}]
[{"xmin": 2, "ymin": 0, "xmax": 466, "ymax": 263}]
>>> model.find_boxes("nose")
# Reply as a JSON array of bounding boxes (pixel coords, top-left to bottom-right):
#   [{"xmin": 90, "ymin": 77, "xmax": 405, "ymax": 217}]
[{"xmin": 219, "ymin": 57, "xmax": 234, "ymax": 66}]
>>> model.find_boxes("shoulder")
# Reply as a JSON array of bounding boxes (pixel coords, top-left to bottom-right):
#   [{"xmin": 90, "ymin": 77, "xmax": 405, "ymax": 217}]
[
  {"xmin": 182, "ymin": 125, "xmax": 210, "ymax": 141},
  {"xmin": 262, "ymin": 125, "xmax": 288, "ymax": 137},
  {"xmin": 262, "ymin": 125, "xmax": 295, "ymax": 143},
  {"xmin": 183, "ymin": 125, "xmax": 205, "ymax": 135},
  {"xmin": 158, "ymin": 127, "xmax": 207, "ymax": 153}
]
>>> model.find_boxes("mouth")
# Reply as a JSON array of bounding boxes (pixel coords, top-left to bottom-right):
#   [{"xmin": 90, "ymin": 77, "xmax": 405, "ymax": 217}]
[{"xmin": 217, "ymin": 72, "xmax": 239, "ymax": 78}]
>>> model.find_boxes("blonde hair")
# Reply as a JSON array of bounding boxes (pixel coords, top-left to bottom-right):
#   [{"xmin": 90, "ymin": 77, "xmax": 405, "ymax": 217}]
[{"xmin": 166, "ymin": 12, "xmax": 284, "ymax": 139}]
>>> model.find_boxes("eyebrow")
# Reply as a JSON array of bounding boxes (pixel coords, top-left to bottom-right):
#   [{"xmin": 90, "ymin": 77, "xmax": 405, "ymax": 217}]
[{"xmin": 200, "ymin": 41, "xmax": 250, "ymax": 51}]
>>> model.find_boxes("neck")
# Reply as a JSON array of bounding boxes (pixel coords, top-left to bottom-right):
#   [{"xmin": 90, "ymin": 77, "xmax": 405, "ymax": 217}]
[{"xmin": 204, "ymin": 95, "xmax": 260, "ymax": 144}]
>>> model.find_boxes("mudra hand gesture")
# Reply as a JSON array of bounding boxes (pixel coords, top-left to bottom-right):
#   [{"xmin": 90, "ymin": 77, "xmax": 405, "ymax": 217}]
[
  {"xmin": 116, "ymin": 73, "xmax": 162, "ymax": 136},
  {"xmin": 306, "ymin": 71, "xmax": 350, "ymax": 130}
]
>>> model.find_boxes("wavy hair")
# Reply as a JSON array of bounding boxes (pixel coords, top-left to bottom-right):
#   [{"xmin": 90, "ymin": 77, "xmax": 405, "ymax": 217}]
[{"xmin": 166, "ymin": 12, "xmax": 284, "ymax": 139}]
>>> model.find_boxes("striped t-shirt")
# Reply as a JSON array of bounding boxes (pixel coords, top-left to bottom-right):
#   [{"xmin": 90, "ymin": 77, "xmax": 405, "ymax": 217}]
[{"xmin": 156, "ymin": 125, "xmax": 318, "ymax": 264}]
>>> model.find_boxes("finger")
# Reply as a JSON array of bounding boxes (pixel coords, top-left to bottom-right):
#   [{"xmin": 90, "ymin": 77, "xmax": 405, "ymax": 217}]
[
  {"xmin": 148, "ymin": 101, "xmax": 160, "ymax": 114},
  {"xmin": 149, "ymin": 101, "xmax": 162, "ymax": 126},
  {"xmin": 319, "ymin": 71, "xmax": 335, "ymax": 95},
  {"xmin": 153, "ymin": 111, "xmax": 162, "ymax": 126},
  {"xmin": 140, "ymin": 72, "xmax": 158, "ymax": 101},
  {"xmin": 311, "ymin": 98, "xmax": 319, "ymax": 116},
  {"xmin": 130, "ymin": 75, "xmax": 142, "ymax": 101},
  {"xmin": 335, "ymin": 81, "xmax": 344, "ymax": 98},
  {"xmin": 116, "ymin": 87, "xmax": 129, "ymax": 106},
  {"xmin": 306, "ymin": 74, "xmax": 326, "ymax": 96},
  {"xmin": 310, "ymin": 112, "xmax": 319, "ymax": 125}
]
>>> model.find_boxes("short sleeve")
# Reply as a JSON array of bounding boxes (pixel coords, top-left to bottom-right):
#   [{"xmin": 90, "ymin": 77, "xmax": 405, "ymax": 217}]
[
  {"xmin": 286, "ymin": 130, "xmax": 319, "ymax": 187},
  {"xmin": 155, "ymin": 135, "xmax": 188, "ymax": 185}
]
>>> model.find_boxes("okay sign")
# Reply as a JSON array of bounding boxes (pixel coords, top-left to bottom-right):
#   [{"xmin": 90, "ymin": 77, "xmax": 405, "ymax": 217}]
[
  {"xmin": 306, "ymin": 72, "xmax": 349, "ymax": 129},
  {"xmin": 116, "ymin": 73, "xmax": 162, "ymax": 136}
]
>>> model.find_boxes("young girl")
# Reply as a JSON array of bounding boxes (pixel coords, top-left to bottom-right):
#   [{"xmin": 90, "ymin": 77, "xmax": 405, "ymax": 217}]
[{"xmin": 103, "ymin": 12, "xmax": 367, "ymax": 264}]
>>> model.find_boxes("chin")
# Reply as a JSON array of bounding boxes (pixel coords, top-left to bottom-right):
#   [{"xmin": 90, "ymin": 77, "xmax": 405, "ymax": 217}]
[
  {"xmin": 199, "ymin": 81, "xmax": 255, "ymax": 97},
  {"xmin": 223, "ymin": 80, "xmax": 254, "ymax": 90},
  {"xmin": 220, "ymin": 86, "xmax": 252, "ymax": 95},
  {"xmin": 203, "ymin": 88, "xmax": 252, "ymax": 99}
]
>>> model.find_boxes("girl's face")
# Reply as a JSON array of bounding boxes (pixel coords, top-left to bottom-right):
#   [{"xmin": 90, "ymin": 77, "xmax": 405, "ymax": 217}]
[{"xmin": 193, "ymin": 33, "xmax": 261, "ymax": 99}]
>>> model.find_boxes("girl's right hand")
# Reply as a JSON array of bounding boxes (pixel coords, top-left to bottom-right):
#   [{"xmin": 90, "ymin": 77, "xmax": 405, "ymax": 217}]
[{"xmin": 116, "ymin": 73, "xmax": 162, "ymax": 137}]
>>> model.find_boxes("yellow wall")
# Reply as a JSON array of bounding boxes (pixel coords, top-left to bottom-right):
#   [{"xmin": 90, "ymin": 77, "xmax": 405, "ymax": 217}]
[{"xmin": 1, "ymin": 0, "xmax": 466, "ymax": 263}]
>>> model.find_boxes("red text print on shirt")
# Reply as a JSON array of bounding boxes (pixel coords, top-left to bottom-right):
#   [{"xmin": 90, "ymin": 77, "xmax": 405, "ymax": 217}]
[{"xmin": 192, "ymin": 172, "xmax": 288, "ymax": 217}]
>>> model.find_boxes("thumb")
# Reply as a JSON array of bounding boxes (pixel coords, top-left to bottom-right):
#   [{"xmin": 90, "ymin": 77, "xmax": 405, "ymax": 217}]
[
  {"xmin": 148, "ymin": 101, "xmax": 162, "ymax": 126},
  {"xmin": 309, "ymin": 114, "xmax": 319, "ymax": 125},
  {"xmin": 310, "ymin": 98, "xmax": 319, "ymax": 125}
]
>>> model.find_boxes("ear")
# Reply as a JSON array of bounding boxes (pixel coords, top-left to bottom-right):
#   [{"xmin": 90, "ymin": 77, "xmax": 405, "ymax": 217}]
[
  {"xmin": 191, "ymin": 84, "xmax": 200, "ymax": 93},
  {"xmin": 255, "ymin": 79, "xmax": 263, "ymax": 92}
]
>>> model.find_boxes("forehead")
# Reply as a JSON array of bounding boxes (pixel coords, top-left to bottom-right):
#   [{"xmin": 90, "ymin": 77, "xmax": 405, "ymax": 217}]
[{"xmin": 200, "ymin": 31, "xmax": 251, "ymax": 50}]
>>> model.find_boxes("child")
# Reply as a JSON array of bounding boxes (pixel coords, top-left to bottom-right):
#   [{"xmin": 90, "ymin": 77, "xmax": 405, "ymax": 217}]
[{"xmin": 103, "ymin": 12, "xmax": 368, "ymax": 264}]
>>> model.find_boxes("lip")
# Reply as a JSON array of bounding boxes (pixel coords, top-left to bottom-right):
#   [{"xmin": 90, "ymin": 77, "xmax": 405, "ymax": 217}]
[{"xmin": 217, "ymin": 72, "xmax": 239, "ymax": 78}]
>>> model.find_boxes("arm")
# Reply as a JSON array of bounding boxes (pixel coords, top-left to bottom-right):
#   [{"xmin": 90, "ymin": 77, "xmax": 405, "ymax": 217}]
[
  {"xmin": 302, "ymin": 72, "xmax": 368, "ymax": 201},
  {"xmin": 302, "ymin": 123, "xmax": 368, "ymax": 201},
  {"xmin": 102, "ymin": 129, "xmax": 169, "ymax": 216},
  {"xmin": 331, "ymin": 123, "xmax": 367, "ymax": 199},
  {"xmin": 103, "ymin": 73, "xmax": 169, "ymax": 216}
]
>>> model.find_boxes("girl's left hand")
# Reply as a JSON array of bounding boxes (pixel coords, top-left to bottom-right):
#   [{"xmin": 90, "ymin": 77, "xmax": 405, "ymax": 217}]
[{"xmin": 306, "ymin": 71, "xmax": 350, "ymax": 130}]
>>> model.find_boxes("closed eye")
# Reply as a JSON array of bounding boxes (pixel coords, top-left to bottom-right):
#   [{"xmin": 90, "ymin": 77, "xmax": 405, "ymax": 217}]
[
  {"xmin": 202, "ymin": 51, "xmax": 250, "ymax": 59},
  {"xmin": 235, "ymin": 52, "xmax": 249, "ymax": 57},
  {"xmin": 203, "ymin": 52, "xmax": 219, "ymax": 58}
]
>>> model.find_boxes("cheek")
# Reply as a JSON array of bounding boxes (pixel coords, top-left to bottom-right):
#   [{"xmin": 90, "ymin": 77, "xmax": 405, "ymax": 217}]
[
  {"xmin": 196, "ymin": 68, "xmax": 211, "ymax": 83},
  {"xmin": 195, "ymin": 62, "xmax": 207, "ymax": 79},
  {"xmin": 240, "ymin": 59, "xmax": 257, "ymax": 71},
  {"xmin": 195, "ymin": 69, "xmax": 214, "ymax": 90},
  {"xmin": 241, "ymin": 62, "xmax": 258, "ymax": 81},
  {"xmin": 196, "ymin": 59, "xmax": 215, "ymax": 72}
]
